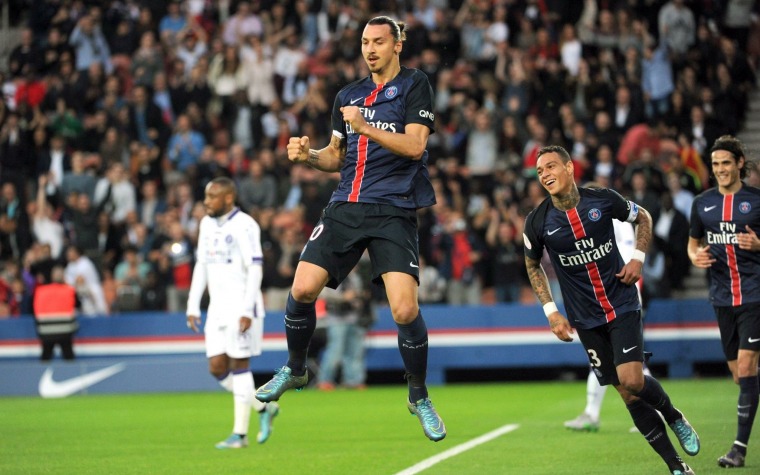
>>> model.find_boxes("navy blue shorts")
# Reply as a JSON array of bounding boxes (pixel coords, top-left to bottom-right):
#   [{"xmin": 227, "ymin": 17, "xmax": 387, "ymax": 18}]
[
  {"xmin": 576, "ymin": 310, "xmax": 644, "ymax": 386},
  {"xmin": 714, "ymin": 302, "xmax": 760, "ymax": 360},
  {"xmin": 299, "ymin": 202, "xmax": 420, "ymax": 289}
]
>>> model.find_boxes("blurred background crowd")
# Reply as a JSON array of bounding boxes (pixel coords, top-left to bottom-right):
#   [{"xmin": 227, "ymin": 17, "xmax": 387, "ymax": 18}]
[{"xmin": 0, "ymin": 0, "xmax": 758, "ymax": 318}]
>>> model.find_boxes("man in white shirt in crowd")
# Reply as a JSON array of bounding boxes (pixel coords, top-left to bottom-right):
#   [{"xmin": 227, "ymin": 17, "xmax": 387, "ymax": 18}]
[{"xmin": 186, "ymin": 177, "xmax": 278, "ymax": 449}]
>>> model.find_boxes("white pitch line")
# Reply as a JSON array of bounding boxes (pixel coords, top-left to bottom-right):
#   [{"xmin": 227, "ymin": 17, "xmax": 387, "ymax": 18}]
[{"xmin": 393, "ymin": 423, "xmax": 520, "ymax": 475}]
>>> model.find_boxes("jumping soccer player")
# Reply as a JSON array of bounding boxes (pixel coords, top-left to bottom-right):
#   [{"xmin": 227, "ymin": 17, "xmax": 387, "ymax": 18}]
[{"xmin": 254, "ymin": 16, "xmax": 445, "ymax": 441}]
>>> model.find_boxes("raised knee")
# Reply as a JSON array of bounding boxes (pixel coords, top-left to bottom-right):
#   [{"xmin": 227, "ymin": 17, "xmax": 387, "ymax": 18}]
[
  {"xmin": 391, "ymin": 303, "xmax": 419, "ymax": 324},
  {"xmin": 290, "ymin": 283, "xmax": 319, "ymax": 303}
]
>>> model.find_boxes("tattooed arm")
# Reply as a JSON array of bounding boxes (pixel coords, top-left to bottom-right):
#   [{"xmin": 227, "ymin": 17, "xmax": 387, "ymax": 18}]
[
  {"xmin": 615, "ymin": 205, "xmax": 652, "ymax": 285},
  {"xmin": 525, "ymin": 255, "xmax": 574, "ymax": 342},
  {"xmin": 286, "ymin": 133, "xmax": 346, "ymax": 173}
]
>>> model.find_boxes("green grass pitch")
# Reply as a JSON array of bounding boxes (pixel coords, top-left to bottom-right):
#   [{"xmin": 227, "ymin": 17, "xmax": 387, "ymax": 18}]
[{"xmin": 0, "ymin": 378, "xmax": 744, "ymax": 474}]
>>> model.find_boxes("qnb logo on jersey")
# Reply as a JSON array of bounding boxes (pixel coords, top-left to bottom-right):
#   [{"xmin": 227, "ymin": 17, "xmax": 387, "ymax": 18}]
[
  {"xmin": 557, "ymin": 237, "xmax": 614, "ymax": 267},
  {"xmin": 706, "ymin": 222, "xmax": 739, "ymax": 244}
]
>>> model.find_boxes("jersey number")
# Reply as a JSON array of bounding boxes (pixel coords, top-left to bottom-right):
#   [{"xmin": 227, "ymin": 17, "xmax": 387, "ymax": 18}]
[
  {"xmin": 587, "ymin": 349, "xmax": 602, "ymax": 367},
  {"xmin": 309, "ymin": 224, "xmax": 325, "ymax": 241}
]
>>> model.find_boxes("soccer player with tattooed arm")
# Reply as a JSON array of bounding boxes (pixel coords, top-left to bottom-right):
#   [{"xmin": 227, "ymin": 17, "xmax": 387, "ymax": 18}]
[{"xmin": 523, "ymin": 145, "xmax": 700, "ymax": 475}]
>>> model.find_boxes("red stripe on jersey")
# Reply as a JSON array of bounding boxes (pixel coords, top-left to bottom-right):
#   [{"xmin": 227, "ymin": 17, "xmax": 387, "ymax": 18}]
[
  {"xmin": 566, "ymin": 208, "xmax": 586, "ymax": 239},
  {"xmin": 722, "ymin": 194, "xmax": 742, "ymax": 305},
  {"xmin": 566, "ymin": 208, "xmax": 617, "ymax": 321},
  {"xmin": 348, "ymin": 83, "xmax": 383, "ymax": 202}
]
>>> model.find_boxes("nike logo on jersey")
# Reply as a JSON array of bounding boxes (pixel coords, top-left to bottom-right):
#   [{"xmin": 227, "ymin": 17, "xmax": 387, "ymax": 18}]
[
  {"xmin": 284, "ymin": 315, "xmax": 306, "ymax": 322},
  {"xmin": 409, "ymin": 262, "xmax": 419, "ymax": 268},
  {"xmin": 350, "ymin": 97, "xmax": 363, "ymax": 105},
  {"xmin": 38, "ymin": 363, "xmax": 126, "ymax": 398},
  {"xmin": 547, "ymin": 227, "xmax": 562, "ymax": 236},
  {"xmin": 704, "ymin": 205, "xmax": 717, "ymax": 212},
  {"xmin": 748, "ymin": 337, "xmax": 760, "ymax": 343},
  {"xmin": 623, "ymin": 346, "xmax": 638, "ymax": 353}
]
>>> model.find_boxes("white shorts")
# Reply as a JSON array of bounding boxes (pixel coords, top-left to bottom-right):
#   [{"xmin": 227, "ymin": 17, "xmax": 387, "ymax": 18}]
[{"xmin": 204, "ymin": 316, "xmax": 264, "ymax": 359}]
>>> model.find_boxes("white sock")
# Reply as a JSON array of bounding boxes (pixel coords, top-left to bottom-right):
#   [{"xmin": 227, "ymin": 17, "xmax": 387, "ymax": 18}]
[
  {"xmin": 232, "ymin": 371, "xmax": 253, "ymax": 435},
  {"xmin": 218, "ymin": 373, "xmax": 234, "ymax": 392},
  {"xmin": 584, "ymin": 370, "xmax": 607, "ymax": 421}
]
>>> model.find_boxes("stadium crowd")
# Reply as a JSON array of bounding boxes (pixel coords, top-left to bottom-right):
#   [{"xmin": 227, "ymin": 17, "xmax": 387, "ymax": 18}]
[{"xmin": 0, "ymin": 0, "xmax": 758, "ymax": 317}]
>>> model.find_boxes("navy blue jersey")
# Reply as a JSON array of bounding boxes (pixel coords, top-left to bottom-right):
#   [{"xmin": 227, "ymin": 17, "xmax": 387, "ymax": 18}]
[
  {"xmin": 328, "ymin": 66, "xmax": 436, "ymax": 209},
  {"xmin": 690, "ymin": 185, "xmax": 760, "ymax": 307},
  {"xmin": 524, "ymin": 188, "xmax": 642, "ymax": 329}
]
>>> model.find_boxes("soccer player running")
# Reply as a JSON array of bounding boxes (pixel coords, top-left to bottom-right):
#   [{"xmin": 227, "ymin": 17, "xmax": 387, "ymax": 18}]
[
  {"xmin": 186, "ymin": 177, "xmax": 279, "ymax": 449},
  {"xmin": 688, "ymin": 135, "xmax": 760, "ymax": 469},
  {"xmin": 254, "ymin": 16, "xmax": 446, "ymax": 441},
  {"xmin": 524, "ymin": 145, "xmax": 699, "ymax": 475}
]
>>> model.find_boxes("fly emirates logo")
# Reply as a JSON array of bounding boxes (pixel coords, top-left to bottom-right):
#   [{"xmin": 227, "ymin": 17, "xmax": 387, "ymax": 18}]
[
  {"xmin": 706, "ymin": 222, "xmax": 739, "ymax": 245},
  {"xmin": 558, "ymin": 237, "xmax": 614, "ymax": 267},
  {"xmin": 346, "ymin": 108, "xmax": 397, "ymax": 134}
]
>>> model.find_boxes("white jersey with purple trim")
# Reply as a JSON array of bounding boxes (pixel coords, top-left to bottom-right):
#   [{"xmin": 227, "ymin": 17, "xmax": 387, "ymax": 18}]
[{"xmin": 187, "ymin": 208, "xmax": 265, "ymax": 324}]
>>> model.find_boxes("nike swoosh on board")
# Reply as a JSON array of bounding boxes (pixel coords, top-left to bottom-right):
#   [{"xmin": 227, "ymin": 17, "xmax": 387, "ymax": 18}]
[{"xmin": 38, "ymin": 363, "xmax": 127, "ymax": 398}]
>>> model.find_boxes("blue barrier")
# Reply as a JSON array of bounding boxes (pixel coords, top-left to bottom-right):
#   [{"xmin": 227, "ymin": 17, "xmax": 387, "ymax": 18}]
[{"xmin": 0, "ymin": 300, "xmax": 722, "ymax": 397}]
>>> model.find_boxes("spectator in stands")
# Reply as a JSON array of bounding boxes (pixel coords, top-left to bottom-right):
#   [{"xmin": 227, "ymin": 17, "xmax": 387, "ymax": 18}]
[
  {"xmin": 641, "ymin": 42, "xmax": 674, "ymax": 119},
  {"xmin": 8, "ymin": 27, "xmax": 39, "ymax": 78},
  {"xmin": 239, "ymin": 159, "xmax": 278, "ymax": 215},
  {"xmin": 69, "ymin": 13, "xmax": 113, "ymax": 75},
  {"xmin": 222, "ymin": 1, "xmax": 263, "ymax": 46},
  {"xmin": 657, "ymin": 0, "xmax": 695, "ymax": 63},
  {"xmin": 127, "ymin": 84, "xmax": 170, "ymax": 150},
  {"xmin": 168, "ymin": 114, "xmax": 206, "ymax": 175},
  {"xmin": 158, "ymin": 1, "xmax": 188, "ymax": 47},
  {"xmin": 131, "ymin": 30, "xmax": 164, "ymax": 89},
  {"xmin": 0, "ymin": 182, "xmax": 31, "ymax": 262},
  {"xmin": 0, "ymin": 259, "xmax": 20, "ymax": 318},
  {"xmin": 485, "ymin": 205, "xmax": 525, "ymax": 303},
  {"xmin": 113, "ymin": 245, "xmax": 150, "ymax": 312},
  {"xmin": 30, "ymin": 175, "xmax": 65, "ymax": 261},
  {"xmin": 63, "ymin": 244, "xmax": 108, "ymax": 316},
  {"xmin": 316, "ymin": 259, "xmax": 375, "ymax": 391},
  {"xmin": 94, "ymin": 161, "xmax": 137, "ymax": 227},
  {"xmin": 0, "ymin": 112, "xmax": 32, "ymax": 195},
  {"xmin": 176, "ymin": 23, "xmax": 209, "ymax": 79},
  {"xmin": 162, "ymin": 219, "xmax": 193, "ymax": 312}
]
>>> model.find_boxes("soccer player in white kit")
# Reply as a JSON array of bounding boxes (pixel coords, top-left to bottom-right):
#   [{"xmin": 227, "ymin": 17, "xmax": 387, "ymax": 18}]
[{"xmin": 186, "ymin": 177, "xmax": 278, "ymax": 449}]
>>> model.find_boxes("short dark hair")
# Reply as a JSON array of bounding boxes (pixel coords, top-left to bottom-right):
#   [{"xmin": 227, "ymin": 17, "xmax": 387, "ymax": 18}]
[
  {"xmin": 209, "ymin": 176, "xmax": 237, "ymax": 198},
  {"xmin": 537, "ymin": 145, "xmax": 571, "ymax": 164},
  {"xmin": 367, "ymin": 16, "xmax": 406, "ymax": 42},
  {"xmin": 710, "ymin": 135, "xmax": 747, "ymax": 179}
]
